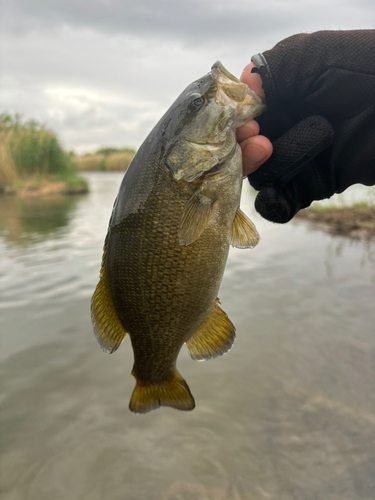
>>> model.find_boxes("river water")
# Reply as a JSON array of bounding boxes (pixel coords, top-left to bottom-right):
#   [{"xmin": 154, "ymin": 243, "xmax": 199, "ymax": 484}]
[{"xmin": 1, "ymin": 172, "xmax": 375, "ymax": 500}]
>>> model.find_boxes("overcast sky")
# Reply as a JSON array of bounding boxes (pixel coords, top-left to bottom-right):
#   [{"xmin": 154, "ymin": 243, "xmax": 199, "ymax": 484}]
[{"xmin": 1, "ymin": 0, "xmax": 374, "ymax": 153}]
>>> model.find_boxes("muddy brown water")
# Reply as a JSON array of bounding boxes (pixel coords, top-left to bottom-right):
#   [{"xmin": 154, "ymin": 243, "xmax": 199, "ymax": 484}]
[{"xmin": 1, "ymin": 173, "xmax": 375, "ymax": 500}]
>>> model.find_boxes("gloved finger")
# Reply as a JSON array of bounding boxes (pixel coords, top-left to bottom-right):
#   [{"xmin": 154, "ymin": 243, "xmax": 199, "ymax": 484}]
[
  {"xmin": 254, "ymin": 157, "xmax": 333, "ymax": 223},
  {"xmin": 249, "ymin": 115, "xmax": 334, "ymax": 191},
  {"xmin": 255, "ymin": 184, "xmax": 300, "ymax": 223}
]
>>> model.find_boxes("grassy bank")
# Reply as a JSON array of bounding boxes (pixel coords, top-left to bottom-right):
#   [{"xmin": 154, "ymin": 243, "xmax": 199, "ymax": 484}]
[
  {"xmin": 295, "ymin": 201, "xmax": 375, "ymax": 239},
  {"xmin": 73, "ymin": 147, "xmax": 135, "ymax": 172},
  {"xmin": 0, "ymin": 113, "xmax": 88, "ymax": 196}
]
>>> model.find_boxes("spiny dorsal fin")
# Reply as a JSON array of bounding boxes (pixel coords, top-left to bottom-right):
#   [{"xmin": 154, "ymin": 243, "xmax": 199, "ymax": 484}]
[
  {"xmin": 186, "ymin": 299, "xmax": 236, "ymax": 361},
  {"xmin": 178, "ymin": 190, "xmax": 214, "ymax": 246},
  {"xmin": 91, "ymin": 234, "xmax": 128, "ymax": 353},
  {"xmin": 230, "ymin": 207, "xmax": 260, "ymax": 249},
  {"xmin": 129, "ymin": 370, "xmax": 195, "ymax": 414}
]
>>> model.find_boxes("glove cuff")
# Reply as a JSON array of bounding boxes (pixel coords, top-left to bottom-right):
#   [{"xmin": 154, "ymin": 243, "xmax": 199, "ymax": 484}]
[{"xmin": 251, "ymin": 53, "xmax": 276, "ymax": 106}]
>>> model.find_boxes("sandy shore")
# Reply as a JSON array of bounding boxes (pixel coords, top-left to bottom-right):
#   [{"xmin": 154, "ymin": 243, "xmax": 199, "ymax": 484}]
[{"xmin": 295, "ymin": 206, "xmax": 375, "ymax": 239}]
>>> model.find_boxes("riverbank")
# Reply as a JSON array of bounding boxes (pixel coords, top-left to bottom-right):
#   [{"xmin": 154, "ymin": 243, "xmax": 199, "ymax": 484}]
[
  {"xmin": 295, "ymin": 204, "xmax": 375, "ymax": 239},
  {"xmin": 0, "ymin": 177, "xmax": 88, "ymax": 198}
]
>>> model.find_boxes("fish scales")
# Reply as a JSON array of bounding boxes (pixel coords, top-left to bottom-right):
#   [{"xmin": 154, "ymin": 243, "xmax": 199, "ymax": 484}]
[
  {"xmin": 91, "ymin": 62, "xmax": 265, "ymax": 413},
  {"xmin": 108, "ymin": 167, "xmax": 230, "ymax": 376}
]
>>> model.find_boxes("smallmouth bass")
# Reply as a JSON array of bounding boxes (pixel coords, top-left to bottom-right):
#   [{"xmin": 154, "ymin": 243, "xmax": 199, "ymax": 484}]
[{"xmin": 91, "ymin": 62, "xmax": 265, "ymax": 413}]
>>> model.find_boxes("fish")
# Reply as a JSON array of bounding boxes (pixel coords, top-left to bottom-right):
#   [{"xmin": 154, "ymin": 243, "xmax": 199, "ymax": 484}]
[{"xmin": 91, "ymin": 62, "xmax": 266, "ymax": 414}]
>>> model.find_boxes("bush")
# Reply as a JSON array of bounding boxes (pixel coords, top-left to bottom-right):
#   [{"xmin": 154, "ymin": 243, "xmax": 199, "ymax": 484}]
[
  {"xmin": 0, "ymin": 113, "xmax": 87, "ymax": 193},
  {"xmin": 0, "ymin": 113, "xmax": 75, "ymax": 178}
]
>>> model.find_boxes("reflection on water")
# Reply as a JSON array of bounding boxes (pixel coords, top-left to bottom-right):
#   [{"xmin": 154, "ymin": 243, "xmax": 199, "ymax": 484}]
[
  {"xmin": 1, "ymin": 173, "xmax": 375, "ymax": 500},
  {"xmin": 0, "ymin": 195, "xmax": 81, "ymax": 246},
  {"xmin": 323, "ymin": 238, "xmax": 375, "ymax": 284}
]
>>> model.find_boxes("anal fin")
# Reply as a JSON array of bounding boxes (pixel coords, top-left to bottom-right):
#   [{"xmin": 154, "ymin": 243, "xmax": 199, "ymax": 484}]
[
  {"xmin": 186, "ymin": 299, "xmax": 236, "ymax": 361},
  {"xmin": 91, "ymin": 234, "xmax": 128, "ymax": 353},
  {"xmin": 129, "ymin": 370, "xmax": 195, "ymax": 414},
  {"xmin": 230, "ymin": 207, "xmax": 260, "ymax": 249}
]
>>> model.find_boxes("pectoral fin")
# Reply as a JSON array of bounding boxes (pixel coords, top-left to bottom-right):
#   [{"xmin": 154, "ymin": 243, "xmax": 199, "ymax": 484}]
[
  {"xmin": 91, "ymin": 235, "xmax": 128, "ymax": 353},
  {"xmin": 186, "ymin": 299, "xmax": 236, "ymax": 361},
  {"xmin": 178, "ymin": 191, "xmax": 214, "ymax": 246},
  {"xmin": 230, "ymin": 208, "xmax": 260, "ymax": 249}
]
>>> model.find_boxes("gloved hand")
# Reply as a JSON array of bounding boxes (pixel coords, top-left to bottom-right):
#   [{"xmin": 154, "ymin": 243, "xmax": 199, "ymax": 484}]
[{"xmin": 241, "ymin": 30, "xmax": 375, "ymax": 223}]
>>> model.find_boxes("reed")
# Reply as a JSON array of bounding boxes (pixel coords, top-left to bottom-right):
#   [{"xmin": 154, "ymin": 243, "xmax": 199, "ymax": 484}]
[
  {"xmin": 0, "ymin": 113, "xmax": 87, "ymax": 193},
  {"xmin": 73, "ymin": 154, "xmax": 106, "ymax": 171},
  {"xmin": 104, "ymin": 151, "xmax": 134, "ymax": 171},
  {"xmin": 73, "ymin": 147, "xmax": 135, "ymax": 171},
  {"xmin": 0, "ymin": 131, "xmax": 17, "ymax": 186}
]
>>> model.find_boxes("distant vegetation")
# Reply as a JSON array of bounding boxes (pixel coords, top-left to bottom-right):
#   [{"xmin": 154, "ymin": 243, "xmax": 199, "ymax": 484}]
[
  {"xmin": 0, "ymin": 113, "xmax": 88, "ymax": 195},
  {"xmin": 73, "ymin": 147, "xmax": 136, "ymax": 172},
  {"xmin": 312, "ymin": 200, "xmax": 374, "ymax": 211},
  {"xmin": 296, "ymin": 204, "xmax": 375, "ymax": 239}
]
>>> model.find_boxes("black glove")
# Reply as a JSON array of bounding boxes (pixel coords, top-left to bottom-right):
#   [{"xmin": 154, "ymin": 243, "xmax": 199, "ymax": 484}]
[{"xmin": 248, "ymin": 30, "xmax": 375, "ymax": 223}]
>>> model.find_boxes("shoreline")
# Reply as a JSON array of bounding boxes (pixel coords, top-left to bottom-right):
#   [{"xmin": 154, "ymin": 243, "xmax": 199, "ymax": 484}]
[
  {"xmin": 294, "ymin": 205, "xmax": 375, "ymax": 239},
  {"xmin": 0, "ymin": 180, "xmax": 88, "ymax": 198}
]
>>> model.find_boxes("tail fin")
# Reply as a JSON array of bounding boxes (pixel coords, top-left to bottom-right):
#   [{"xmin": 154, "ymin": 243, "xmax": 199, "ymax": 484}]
[{"xmin": 129, "ymin": 370, "xmax": 195, "ymax": 414}]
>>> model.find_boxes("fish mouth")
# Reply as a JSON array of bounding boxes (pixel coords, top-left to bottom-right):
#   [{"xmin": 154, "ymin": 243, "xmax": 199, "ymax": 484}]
[
  {"xmin": 211, "ymin": 61, "xmax": 266, "ymax": 123},
  {"xmin": 211, "ymin": 61, "xmax": 248, "ymax": 104},
  {"xmin": 211, "ymin": 61, "xmax": 241, "ymax": 84}
]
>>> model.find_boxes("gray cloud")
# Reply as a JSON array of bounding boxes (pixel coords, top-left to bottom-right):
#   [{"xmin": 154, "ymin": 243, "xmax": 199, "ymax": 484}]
[
  {"xmin": 1, "ymin": 0, "xmax": 375, "ymax": 152},
  {"xmin": 1, "ymin": 0, "xmax": 309, "ymax": 41},
  {"xmin": 4, "ymin": 0, "xmax": 374, "ymax": 43}
]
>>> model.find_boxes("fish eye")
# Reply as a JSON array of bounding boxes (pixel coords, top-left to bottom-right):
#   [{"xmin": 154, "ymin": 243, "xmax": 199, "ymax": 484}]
[{"xmin": 189, "ymin": 95, "xmax": 205, "ymax": 111}]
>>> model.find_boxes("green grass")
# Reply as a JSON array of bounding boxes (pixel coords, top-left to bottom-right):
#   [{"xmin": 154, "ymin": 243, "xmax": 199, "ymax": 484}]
[
  {"xmin": 61, "ymin": 174, "xmax": 89, "ymax": 192},
  {"xmin": 0, "ymin": 113, "xmax": 88, "ymax": 193},
  {"xmin": 312, "ymin": 201, "xmax": 371, "ymax": 212},
  {"xmin": 351, "ymin": 201, "xmax": 372, "ymax": 208},
  {"xmin": 311, "ymin": 189, "xmax": 375, "ymax": 212},
  {"xmin": 312, "ymin": 201, "xmax": 374, "ymax": 212},
  {"xmin": 96, "ymin": 146, "xmax": 136, "ymax": 156}
]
